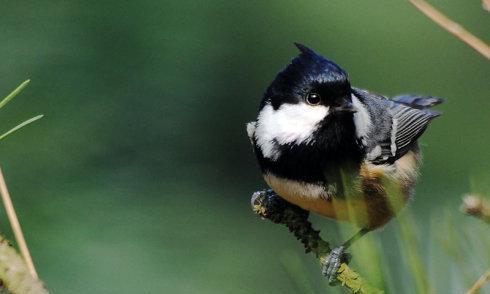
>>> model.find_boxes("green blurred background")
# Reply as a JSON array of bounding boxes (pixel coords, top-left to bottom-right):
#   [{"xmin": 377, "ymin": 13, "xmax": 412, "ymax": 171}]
[{"xmin": 0, "ymin": 1, "xmax": 488, "ymax": 293}]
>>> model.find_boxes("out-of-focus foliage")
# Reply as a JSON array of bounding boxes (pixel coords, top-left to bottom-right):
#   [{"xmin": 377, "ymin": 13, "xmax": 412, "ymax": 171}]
[{"xmin": 0, "ymin": 1, "xmax": 488, "ymax": 293}]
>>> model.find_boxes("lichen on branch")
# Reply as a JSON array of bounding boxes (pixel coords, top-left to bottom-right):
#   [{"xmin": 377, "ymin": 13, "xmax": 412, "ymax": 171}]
[{"xmin": 0, "ymin": 236, "xmax": 47, "ymax": 294}]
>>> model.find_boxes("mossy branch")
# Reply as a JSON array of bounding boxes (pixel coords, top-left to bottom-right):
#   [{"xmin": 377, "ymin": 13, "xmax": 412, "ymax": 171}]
[
  {"xmin": 251, "ymin": 189, "xmax": 383, "ymax": 294},
  {"xmin": 0, "ymin": 236, "xmax": 47, "ymax": 294}
]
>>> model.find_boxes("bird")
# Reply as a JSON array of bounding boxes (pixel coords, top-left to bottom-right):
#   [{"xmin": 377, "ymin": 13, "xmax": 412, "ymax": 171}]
[{"xmin": 246, "ymin": 43, "xmax": 443, "ymax": 282}]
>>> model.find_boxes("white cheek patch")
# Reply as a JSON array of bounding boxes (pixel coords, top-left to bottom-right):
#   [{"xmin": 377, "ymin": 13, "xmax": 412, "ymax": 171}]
[
  {"xmin": 352, "ymin": 94, "xmax": 372, "ymax": 143},
  {"xmin": 254, "ymin": 103, "xmax": 329, "ymax": 160}
]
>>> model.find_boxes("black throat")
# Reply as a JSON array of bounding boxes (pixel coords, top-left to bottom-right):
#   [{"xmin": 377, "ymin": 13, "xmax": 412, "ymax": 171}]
[{"xmin": 255, "ymin": 113, "xmax": 365, "ymax": 184}]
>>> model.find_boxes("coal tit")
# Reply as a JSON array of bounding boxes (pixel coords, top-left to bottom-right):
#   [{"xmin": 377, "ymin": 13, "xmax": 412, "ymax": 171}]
[{"xmin": 247, "ymin": 43, "xmax": 443, "ymax": 281}]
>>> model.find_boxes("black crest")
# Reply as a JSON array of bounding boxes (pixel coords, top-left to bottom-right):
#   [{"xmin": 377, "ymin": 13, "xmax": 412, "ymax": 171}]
[{"xmin": 262, "ymin": 43, "xmax": 351, "ymax": 109}]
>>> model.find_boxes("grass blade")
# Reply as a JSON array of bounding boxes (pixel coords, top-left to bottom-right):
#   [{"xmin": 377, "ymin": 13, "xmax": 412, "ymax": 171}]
[
  {"xmin": 0, "ymin": 80, "xmax": 30, "ymax": 110},
  {"xmin": 0, "ymin": 115, "xmax": 44, "ymax": 141}
]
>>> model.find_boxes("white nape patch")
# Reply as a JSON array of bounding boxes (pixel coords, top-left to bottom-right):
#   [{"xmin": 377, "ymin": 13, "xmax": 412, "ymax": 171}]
[
  {"xmin": 264, "ymin": 173, "xmax": 330, "ymax": 201},
  {"xmin": 352, "ymin": 94, "xmax": 372, "ymax": 141},
  {"xmin": 254, "ymin": 103, "xmax": 329, "ymax": 160},
  {"xmin": 366, "ymin": 145, "xmax": 382, "ymax": 161},
  {"xmin": 246, "ymin": 121, "xmax": 256, "ymax": 141},
  {"xmin": 390, "ymin": 118, "xmax": 398, "ymax": 156}
]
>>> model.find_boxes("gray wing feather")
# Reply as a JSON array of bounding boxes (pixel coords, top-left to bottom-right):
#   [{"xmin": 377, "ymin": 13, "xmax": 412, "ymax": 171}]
[
  {"xmin": 352, "ymin": 88, "xmax": 441, "ymax": 165},
  {"xmin": 389, "ymin": 103, "xmax": 439, "ymax": 154}
]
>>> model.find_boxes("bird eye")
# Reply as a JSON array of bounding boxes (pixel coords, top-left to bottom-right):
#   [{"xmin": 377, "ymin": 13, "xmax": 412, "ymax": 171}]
[{"xmin": 306, "ymin": 92, "xmax": 321, "ymax": 105}]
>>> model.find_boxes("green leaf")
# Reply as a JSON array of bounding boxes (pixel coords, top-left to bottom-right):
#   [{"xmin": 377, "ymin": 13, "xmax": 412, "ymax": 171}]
[
  {"xmin": 0, "ymin": 80, "xmax": 31, "ymax": 110},
  {"xmin": 0, "ymin": 115, "xmax": 44, "ymax": 141}
]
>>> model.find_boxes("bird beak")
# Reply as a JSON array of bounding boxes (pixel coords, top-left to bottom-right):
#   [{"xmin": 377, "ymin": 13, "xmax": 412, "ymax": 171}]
[{"xmin": 332, "ymin": 100, "xmax": 357, "ymax": 113}]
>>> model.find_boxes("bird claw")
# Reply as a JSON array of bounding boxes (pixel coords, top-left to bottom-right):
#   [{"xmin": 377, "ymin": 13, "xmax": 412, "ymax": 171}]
[{"xmin": 322, "ymin": 245, "xmax": 350, "ymax": 285}]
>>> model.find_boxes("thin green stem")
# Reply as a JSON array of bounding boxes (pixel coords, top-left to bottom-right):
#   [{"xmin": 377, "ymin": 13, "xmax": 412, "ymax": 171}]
[
  {"xmin": 0, "ymin": 115, "xmax": 44, "ymax": 141},
  {"xmin": 0, "ymin": 80, "xmax": 30, "ymax": 110}
]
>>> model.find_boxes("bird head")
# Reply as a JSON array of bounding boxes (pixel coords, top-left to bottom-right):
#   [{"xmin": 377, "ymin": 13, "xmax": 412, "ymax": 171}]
[
  {"xmin": 254, "ymin": 44, "xmax": 356, "ymax": 160},
  {"xmin": 262, "ymin": 43, "xmax": 354, "ymax": 113}
]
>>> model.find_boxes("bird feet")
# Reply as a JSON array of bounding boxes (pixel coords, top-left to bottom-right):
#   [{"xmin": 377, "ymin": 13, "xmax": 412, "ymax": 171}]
[{"xmin": 322, "ymin": 245, "xmax": 351, "ymax": 284}]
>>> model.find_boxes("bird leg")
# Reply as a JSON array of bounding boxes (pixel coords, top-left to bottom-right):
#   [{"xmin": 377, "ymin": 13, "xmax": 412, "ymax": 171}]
[{"xmin": 322, "ymin": 227, "xmax": 370, "ymax": 284}]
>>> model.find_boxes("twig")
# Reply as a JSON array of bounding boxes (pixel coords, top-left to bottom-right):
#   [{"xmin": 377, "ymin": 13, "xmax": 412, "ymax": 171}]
[
  {"xmin": 0, "ymin": 168, "xmax": 38, "ymax": 279},
  {"xmin": 465, "ymin": 270, "xmax": 490, "ymax": 294},
  {"xmin": 408, "ymin": 0, "xmax": 490, "ymax": 60},
  {"xmin": 483, "ymin": 0, "xmax": 490, "ymax": 12},
  {"xmin": 251, "ymin": 189, "xmax": 384, "ymax": 294},
  {"xmin": 460, "ymin": 194, "xmax": 490, "ymax": 223}
]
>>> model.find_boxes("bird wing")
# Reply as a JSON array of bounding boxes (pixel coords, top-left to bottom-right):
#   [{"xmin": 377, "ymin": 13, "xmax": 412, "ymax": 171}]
[
  {"xmin": 352, "ymin": 88, "xmax": 441, "ymax": 165},
  {"xmin": 391, "ymin": 94, "xmax": 444, "ymax": 110}
]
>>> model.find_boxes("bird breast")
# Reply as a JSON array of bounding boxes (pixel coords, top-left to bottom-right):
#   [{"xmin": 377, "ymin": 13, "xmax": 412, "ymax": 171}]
[{"xmin": 263, "ymin": 150, "xmax": 421, "ymax": 229}]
